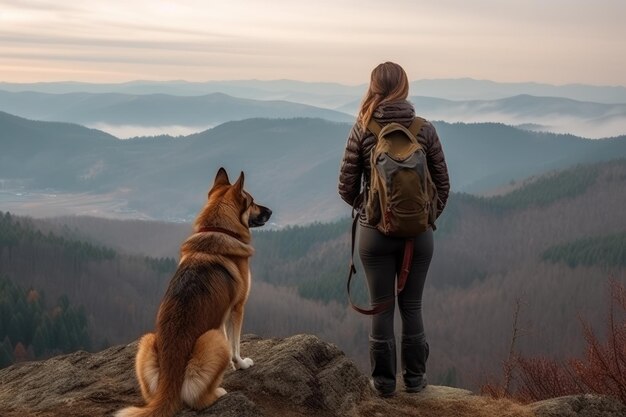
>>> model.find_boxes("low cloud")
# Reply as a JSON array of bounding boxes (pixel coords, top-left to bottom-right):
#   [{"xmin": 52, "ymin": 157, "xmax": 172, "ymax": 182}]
[{"xmin": 88, "ymin": 123, "xmax": 215, "ymax": 139}]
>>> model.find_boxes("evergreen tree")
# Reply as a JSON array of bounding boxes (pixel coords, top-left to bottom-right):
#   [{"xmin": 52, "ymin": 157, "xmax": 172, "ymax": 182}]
[{"xmin": 0, "ymin": 276, "xmax": 92, "ymax": 367}]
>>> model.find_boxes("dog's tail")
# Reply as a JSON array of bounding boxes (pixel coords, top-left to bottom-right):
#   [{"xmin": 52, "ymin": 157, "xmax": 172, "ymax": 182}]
[
  {"xmin": 116, "ymin": 302, "xmax": 193, "ymax": 417},
  {"xmin": 115, "ymin": 377, "xmax": 182, "ymax": 417}
]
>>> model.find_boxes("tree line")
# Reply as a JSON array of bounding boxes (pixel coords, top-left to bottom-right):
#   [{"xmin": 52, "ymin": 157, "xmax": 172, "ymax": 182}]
[
  {"xmin": 542, "ymin": 232, "xmax": 626, "ymax": 268},
  {"xmin": 0, "ymin": 211, "xmax": 175, "ymax": 349},
  {"xmin": 0, "ymin": 277, "xmax": 90, "ymax": 368}
]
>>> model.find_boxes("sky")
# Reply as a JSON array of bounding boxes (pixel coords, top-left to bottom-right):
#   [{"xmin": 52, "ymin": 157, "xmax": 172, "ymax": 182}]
[{"xmin": 1, "ymin": 0, "xmax": 625, "ymax": 85}]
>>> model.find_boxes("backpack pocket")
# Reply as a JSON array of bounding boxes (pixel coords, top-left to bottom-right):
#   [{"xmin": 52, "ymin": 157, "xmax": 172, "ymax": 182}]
[{"xmin": 387, "ymin": 204, "xmax": 430, "ymax": 237}]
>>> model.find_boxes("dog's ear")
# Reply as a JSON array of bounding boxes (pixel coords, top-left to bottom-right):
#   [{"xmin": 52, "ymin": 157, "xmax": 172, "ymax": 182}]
[
  {"xmin": 233, "ymin": 171, "xmax": 245, "ymax": 193},
  {"xmin": 213, "ymin": 167, "xmax": 230, "ymax": 187},
  {"xmin": 209, "ymin": 167, "xmax": 230, "ymax": 198}
]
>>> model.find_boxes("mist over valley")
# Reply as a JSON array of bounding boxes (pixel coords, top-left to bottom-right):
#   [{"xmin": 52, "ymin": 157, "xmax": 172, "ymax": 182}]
[
  {"xmin": 3, "ymin": 79, "xmax": 626, "ymax": 139},
  {"xmin": 1, "ymin": 77, "xmax": 625, "ymax": 398}
]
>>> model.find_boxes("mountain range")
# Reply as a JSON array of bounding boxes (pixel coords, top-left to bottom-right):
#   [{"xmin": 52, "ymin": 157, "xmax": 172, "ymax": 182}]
[
  {"xmin": 2, "ymin": 86, "xmax": 624, "ymax": 138},
  {"xmin": 336, "ymin": 94, "xmax": 626, "ymax": 138},
  {"xmin": 2, "ymin": 78, "xmax": 626, "ymax": 103},
  {"xmin": 1, "ymin": 111, "xmax": 625, "ymax": 223},
  {"xmin": 0, "ymin": 90, "xmax": 352, "ymax": 136}
]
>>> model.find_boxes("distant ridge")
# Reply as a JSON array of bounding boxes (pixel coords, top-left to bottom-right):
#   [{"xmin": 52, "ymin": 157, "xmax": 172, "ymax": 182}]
[
  {"xmin": 3, "ymin": 80, "xmax": 625, "ymax": 138},
  {"xmin": 0, "ymin": 90, "xmax": 353, "ymax": 128},
  {"xmin": 1, "ymin": 111, "xmax": 625, "ymax": 223},
  {"xmin": 410, "ymin": 78, "xmax": 626, "ymax": 103},
  {"xmin": 335, "ymin": 94, "xmax": 626, "ymax": 138},
  {"xmin": 1, "ymin": 77, "xmax": 625, "ymax": 103}
]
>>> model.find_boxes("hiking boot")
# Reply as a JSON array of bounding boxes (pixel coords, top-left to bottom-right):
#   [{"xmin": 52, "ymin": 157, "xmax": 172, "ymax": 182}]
[
  {"xmin": 369, "ymin": 378, "xmax": 396, "ymax": 398},
  {"xmin": 401, "ymin": 334, "xmax": 429, "ymax": 393},
  {"xmin": 369, "ymin": 337, "xmax": 397, "ymax": 397},
  {"xmin": 405, "ymin": 374, "xmax": 428, "ymax": 393}
]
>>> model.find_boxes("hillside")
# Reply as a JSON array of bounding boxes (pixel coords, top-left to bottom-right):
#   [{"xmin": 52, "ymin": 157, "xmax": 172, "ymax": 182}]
[
  {"xmin": 0, "ymin": 210, "xmax": 367, "ymax": 381},
  {"xmin": 1, "ymin": 111, "xmax": 625, "ymax": 223},
  {"xmin": 248, "ymin": 159, "xmax": 626, "ymax": 386},
  {"xmin": 5, "ymin": 158, "xmax": 623, "ymax": 390},
  {"xmin": 0, "ymin": 212, "xmax": 176, "ymax": 346},
  {"xmin": 0, "ymin": 110, "xmax": 116, "ymax": 153},
  {"xmin": 0, "ymin": 277, "xmax": 91, "ymax": 367}
]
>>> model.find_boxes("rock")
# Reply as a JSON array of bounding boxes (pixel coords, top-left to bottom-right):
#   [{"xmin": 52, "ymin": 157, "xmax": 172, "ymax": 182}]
[
  {"xmin": 178, "ymin": 392, "xmax": 262, "ymax": 417},
  {"xmin": 0, "ymin": 334, "xmax": 369, "ymax": 417},
  {"xmin": 1, "ymin": 334, "xmax": 623, "ymax": 417},
  {"xmin": 225, "ymin": 334, "xmax": 369, "ymax": 416},
  {"xmin": 414, "ymin": 384, "xmax": 474, "ymax": 401},
  {"xmin": 353, "ymin": 386, "xmax": 536, "ymax": 417},
  {"xmin": 530, "ymin": 394, "xmax": 626, "ymax": 417}
]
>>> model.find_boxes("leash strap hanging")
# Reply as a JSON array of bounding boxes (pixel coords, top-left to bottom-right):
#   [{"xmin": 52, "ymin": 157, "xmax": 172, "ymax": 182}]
[
  {"xmin": 347, "ymin": 218, "xmax": 415, "ymax": 315},
  {"xmin": 397, "ymin": 239, "xmax": 414, "ymax": 292}
]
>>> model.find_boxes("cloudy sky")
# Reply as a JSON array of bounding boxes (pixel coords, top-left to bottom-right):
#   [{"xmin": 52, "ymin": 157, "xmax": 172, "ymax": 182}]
[{"xmin": 1, "ymin": 0, "xmax": 624, "ymax": 85}]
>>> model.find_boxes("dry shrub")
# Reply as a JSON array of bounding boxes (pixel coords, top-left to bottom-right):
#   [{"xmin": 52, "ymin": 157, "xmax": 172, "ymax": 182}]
[
  {"xmin": 514, "ymin": 356, "xmax": 582, "ymax": 401},
  {"xmin": 568, "ymin": 279, "xmax": 626, "ymax": 402},
  {"xmin": 482, "ymin": 278, "xmax": 626, "ymax": 404}
]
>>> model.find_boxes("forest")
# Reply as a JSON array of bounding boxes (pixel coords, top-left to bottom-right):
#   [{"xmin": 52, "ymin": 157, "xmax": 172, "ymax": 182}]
[
  {"xmin": 0, "ymin": 277, "xmax": 90, "ymax": 367},
  {"xmin": 0, "ymin": 158, "xmax": 624, "ymax": 392},
  {"xmin": 542, "ymin": 232, "xmax": 626, "ymax": 268},
  {"xmin": 0, "ymin": 211, "xmax": 175, "ymax": 351}
]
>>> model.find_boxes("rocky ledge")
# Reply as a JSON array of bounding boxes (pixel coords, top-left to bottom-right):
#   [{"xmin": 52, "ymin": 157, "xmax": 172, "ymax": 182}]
[{"xmin": 0, "ymin": 334, "xmax": 624, "ymax": 417}]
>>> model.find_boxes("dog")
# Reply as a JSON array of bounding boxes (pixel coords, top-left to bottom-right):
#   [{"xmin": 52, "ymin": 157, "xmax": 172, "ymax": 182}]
[{"xmin": 115, "ymin": 167, "xmax": 272, "ymax": 417}]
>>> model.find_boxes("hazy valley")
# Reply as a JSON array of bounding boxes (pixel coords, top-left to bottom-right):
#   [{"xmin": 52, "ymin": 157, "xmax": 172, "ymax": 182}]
[
  {"xmin": 3, "ymin": 79, "xmax": 626, "ymax": 138},
  {"xmin": 1, "ymin": 110, "xmax": 625, "ymax": 224},
  {"xmin": 1, "ymin": 78, "xmax": 625, "ymax": 395}
]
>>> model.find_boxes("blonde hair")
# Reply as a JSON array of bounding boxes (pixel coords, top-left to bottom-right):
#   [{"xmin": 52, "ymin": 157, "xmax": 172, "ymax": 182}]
[{"xmin": 357, "ymin": 62, "xmax": 410, "ymax": 131}]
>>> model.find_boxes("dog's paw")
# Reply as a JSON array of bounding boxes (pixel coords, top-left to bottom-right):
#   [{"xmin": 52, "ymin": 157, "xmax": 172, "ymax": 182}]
[
  {"xmin": 215, "ymin": 387, "xmax": 227, "ymax": 398},
  {"xmin": 233, "ymin": 356, "xmax": 254, "ymax": 370}
]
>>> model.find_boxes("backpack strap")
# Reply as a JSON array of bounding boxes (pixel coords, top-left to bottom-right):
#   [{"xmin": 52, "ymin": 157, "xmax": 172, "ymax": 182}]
[
  {"xmin": 408, "ymin": 117, "xmax": 426, "ymax": 138},
  {"xmin": 370, "ymin": 118, "xmax": 424, "ymax": 138},
  {"xmin": 367, "ymin": 120, "xmax": 382, "ymax": 137}
]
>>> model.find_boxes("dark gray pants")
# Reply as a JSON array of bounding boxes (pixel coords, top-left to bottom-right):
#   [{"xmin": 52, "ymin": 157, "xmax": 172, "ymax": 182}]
[
  {"xmin": 359, "ymin": 224, "xmax": 434, "ymax": 392},
  {"xmin": 358, "ymin": 224, "xmax": 434, "ymax": 340}
]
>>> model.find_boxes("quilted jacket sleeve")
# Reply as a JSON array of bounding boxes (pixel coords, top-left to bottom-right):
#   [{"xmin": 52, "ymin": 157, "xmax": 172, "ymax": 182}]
[
  {"xmin": 424, "ymin": 123, "xmax": 450, "ymax": 217},
  {"xmin": 338, "ymin": 122, "xmax": 363, "ymax": 207}
]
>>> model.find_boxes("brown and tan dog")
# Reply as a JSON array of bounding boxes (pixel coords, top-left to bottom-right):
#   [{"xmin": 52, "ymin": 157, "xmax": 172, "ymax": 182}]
[{"xmin": 116, "ymin": 168, "xmax": 272, "ymax": 417}]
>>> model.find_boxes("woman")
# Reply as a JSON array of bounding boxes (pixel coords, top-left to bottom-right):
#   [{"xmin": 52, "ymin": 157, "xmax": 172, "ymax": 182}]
[{"xmin": 338, "ymin": 62, "xmax": 450, "ymax": 397}]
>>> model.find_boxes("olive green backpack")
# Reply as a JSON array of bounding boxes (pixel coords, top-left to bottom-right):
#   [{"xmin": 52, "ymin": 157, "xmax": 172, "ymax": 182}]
[{"xmin": 365, "ymin": 117, "xmax": 438, "ymax": 237}]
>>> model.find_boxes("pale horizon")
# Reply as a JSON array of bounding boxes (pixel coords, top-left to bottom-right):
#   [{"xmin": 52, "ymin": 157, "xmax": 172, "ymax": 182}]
[
  {"xmin": 1, "ymin": 0, "xmax": 625, "ymax": 86},
  {"xmin": 3, "ymin": 76, "xmax": 626, "ymax": 89}
]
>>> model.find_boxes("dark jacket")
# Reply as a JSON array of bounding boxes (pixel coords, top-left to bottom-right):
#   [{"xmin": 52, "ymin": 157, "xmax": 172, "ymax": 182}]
[{"xmin": 338, "ymin": 100, "xmax": 450, "ymax": 222}]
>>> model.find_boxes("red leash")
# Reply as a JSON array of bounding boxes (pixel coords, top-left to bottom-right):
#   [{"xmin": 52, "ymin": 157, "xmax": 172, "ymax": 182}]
[{"xmin": 397, "ymin": 238, "xmax": 414, "ymax": 292}]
